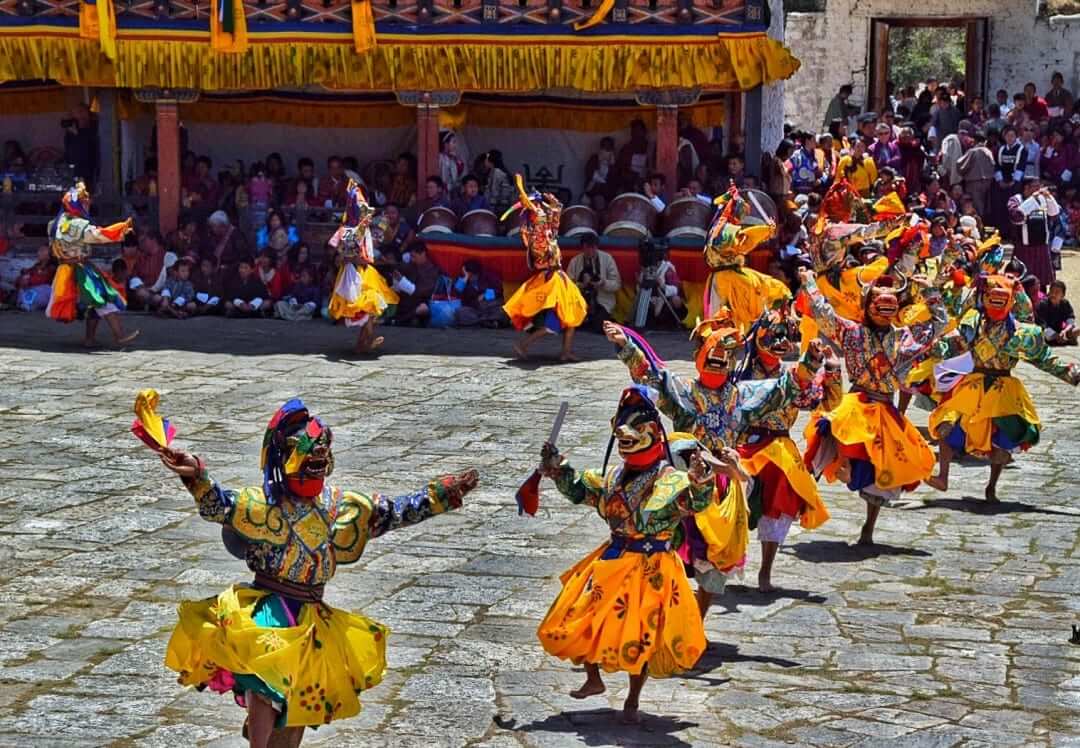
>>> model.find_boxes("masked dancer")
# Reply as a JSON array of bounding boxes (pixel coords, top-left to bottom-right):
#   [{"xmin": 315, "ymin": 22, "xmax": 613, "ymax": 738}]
[
  {"xmin": 799, "ymin": 265, "xmax": 949, "ymax": 546},
  {"xmin": 536, "ymin": 386, "xmax": 745, "ymax": 723},
  {"xmin": 502, "ymin": 175, "xmax": 588, "ymax": 362},
  {"xmin": 327, "ymin": 180, "xmax": 399, "ymax": 353},
  {"xmin": 604, "ymin": 311, "xmax": 829, "ymax": 602},
  {"xmin": 925, "ymin": 267, "xmax": 1080, "ymax": 501},
  {"xmin": 46, "ymin": 180, "xmax": 139, "ymax": 347},
  {"xmin": 158, "ymin": 399, "xmax": 478, "ymax": 747}
]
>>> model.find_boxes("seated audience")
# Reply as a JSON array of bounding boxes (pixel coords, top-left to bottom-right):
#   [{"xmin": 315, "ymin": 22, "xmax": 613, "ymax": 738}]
[
  {"xmin": 223, "ymin": 256, "xmax": 272, "ymax": 317},
  {"xmin": 565, "ymin": 232, "xmax": 621, "ymax": 333},
  {"xmin": 15, "ymin": 245, "xmax": 56, "ymax": 312},
  {"xmin": 390, "ymin": 242, "xmax": 442, "ymax": 326},
  {"xmin": 275, "ymin": 265, "xmax": 322, "ymax": 321},
  {"xmin": 153, "ymin": 257, "xmax": 197, "ymax": 319},
  {"xmin": 453, "ymin": 258, "xmax": 505, "ymax": 328},
  {"xmin": 1037, "ymin": 280, "xmax": 1079, "ymax": 345}
]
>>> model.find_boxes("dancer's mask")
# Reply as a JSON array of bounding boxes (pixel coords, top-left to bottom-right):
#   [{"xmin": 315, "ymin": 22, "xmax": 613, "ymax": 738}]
[
  {"xmin": 261, "ymin": 399, "xmax": 334, "ymax": 501},
  {"xmin": 692, "ymin": 312, "xmax": 743, "ymax": 388}
]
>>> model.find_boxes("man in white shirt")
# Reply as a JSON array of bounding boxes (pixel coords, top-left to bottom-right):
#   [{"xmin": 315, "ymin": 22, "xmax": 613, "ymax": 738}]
[{"xmin": 566, "ymin": 231, "xmax": 622, "ymax": 333}]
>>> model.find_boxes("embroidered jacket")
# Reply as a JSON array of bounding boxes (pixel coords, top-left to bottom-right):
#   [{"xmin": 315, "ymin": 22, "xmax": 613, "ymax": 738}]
[
  {"xmin": 551, "ymin": 459, "xmax": 713, "ymax": 539},
  {"xmin": 183, "ymin": 471, "xmax": 463, "ymax": 585},
  {"xmin": 748, "ymin": 357, "xmax": 844, "ymax": 435},
  {"xmin": 617, "ymin": 340, "xmax": 822, "ymax": 449},
  {"xmin": 803, "ymin": 277, "xmax": 949, "ymax": 396},
  {"xmin": 939, "ymin": 309, "xmax": 1080, "ymax": 384}
]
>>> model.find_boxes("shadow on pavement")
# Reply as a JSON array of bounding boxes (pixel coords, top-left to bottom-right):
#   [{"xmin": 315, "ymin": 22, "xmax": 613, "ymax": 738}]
[
  {"xmin": 785, "ymin": 540, "xmax": 932, "ymax": 563},
  {"xmin": 692, "ymin": 641, "xmax": 800, "ymax": 672},
  {"xmin": 0, "ymin": 313, "xmax": 695, "ymax": 362},
  {"xmin": 494, "ymin": 710, "xmax": 697, "ymax": 747},
  {"xmin": 899, "ymin": 497, "xmax": 1080, "ymax": 517},
  {"xmin": 712, "ymin": 585, "xmax": 828, "ymax": 615}
]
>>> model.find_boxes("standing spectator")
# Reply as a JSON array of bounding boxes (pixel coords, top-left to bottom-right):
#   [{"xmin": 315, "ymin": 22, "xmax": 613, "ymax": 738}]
[
  {"xmin": 390, "ymin": 242, "xmax": 441, "ymax": 326},
  {"xmin": 317, "ymin": 156, "xmax": 349, "ymax": 208},
  {"xmin": 822, "ymin": 84, "xmax": 854, "ymax": 131},
  {"xmin": 15, "ymin": 244, "xmax": 56, "ymax": 311},
  {"xmin": 451, "ymin": 174, "xmax": 491, "ymax": 216},
  {"xmin": 389, "ymin": 153, "xmax": 417, "ymax": 208},
  {"xmin": 1019, "ymin": 123, "xmax": 1042, "ymax": 179},
  {"xmin": 789, "ymin": 132, "xmax": 822, "ymax": 195},
  {"xmin": 62, "ymin": 103, "xmax": 99, "ymax": 187},
  {"xmin": 868, "ymin": 123, "xmax": 900, "ymax": 172},
  {"xmin": 678, "ymin": 112, "xmax": 710, "ymax": 165},
  {"xmin": 439, "ymin": 132, "xmax": 466, "ymax": 198},
  {"xmin": 856, "ymin": 113, "xmax": 878, "ymax": 148},
  {"xmin": 1037, "ymin": 280, "xmax": 1079, "ymax": 345},
  {"xmin": 183, "ymin": 156, "xmax": 221, "ymax": 215},
  {"xmin": 203, "ymin": 211, "xmax": 248, "ymax": 268},
  {"xmin": 483, "ymin": 150, "xmax": 515, "ymax": 211},
  {"xmin": 264, "ymin": 152, "xmax": 287, "ymax": 206},
  {"xmin": 615, "ymin": 119, "xmax": 651, "ymax": 194},
  {"xmin": 286, "ymin": 158, "xmax": 318, "ymax": 206},
  {"xmin": 566, "ymin": 232, "xmax": 620, "ymax": 333},
  {"xmin": 836, "ymin": 139, "xmax": 878, "ymax": 197},
  {"xmin": 938, "ymin": 124, "xmax": 966, "ymax": 189},
  {"xmin": 966, "ymin": 96, "xmax": 986, "ymax": 127},
  {"xmin": 931, "ymin": 90, "xmax": 962, "ymax": 140},
  {"xmin": 1023, "ymin": 82, "xmax": 1051, "ymax": 124},
  {"xmin": 1042, "ymin": 129, "xmax": 1077, "ymax": 188},
  {"xmin": 957, "ymin": 131, "xmax": 996, "ymax": 217},
  {"xmin": 1046, "ymin": 72, "xmax": 1074, "ymax": 120},
  {"xmin": 995, "ymin": 89, "xmax": 1013, "ymax": 117},
  {"xmin": 247, "ymin": 163, "xmax": 274, "ymax": 237},
  {"xmin": 765, "ymin": 139, "xmax": 795, "ymax": 210},
  {"xmin": 1009, "ymin": 179, "xmax": 1061, "ymax": 291},
  {"xmin": 984, "ymin": 103, "xmax": 1007, "ymax": 138},
  {"xmin": 1008, "ymin": 93, "xmax": 1031, "ymax": 130},
  {"xmin": 223, "ymin": 256, "xmax": 271, "ymax": 317},
  {"xmin": 897, "ymin": 126, "xmax": 926, "ymax": 195},
  {"xmin": 911, "ymin": 89, "xmax": 935, "ymax": 129}
]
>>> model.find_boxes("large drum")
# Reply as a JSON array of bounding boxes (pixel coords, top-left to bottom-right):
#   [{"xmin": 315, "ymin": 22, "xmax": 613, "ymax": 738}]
[
  {"xmin": 418, "ymin": 206, "xmax": 458, "ymax": 234},
  {"xmin": 663, "ymin": 197, "xmax": 713, "ymax": 240},
  {"xmin": 459, "ymin": 209, "xmax": 498, "ymax": 237},
  {"xmin": 560, "ymin": 205, "xmax": 600, "ymax": 238},
  {"xmin": 740, "ymin": 189, "xmax": 779, "ymax": 227},
  {"xmin": 603, "ymin": 193, "xmax": 657, "ymax": 239}
]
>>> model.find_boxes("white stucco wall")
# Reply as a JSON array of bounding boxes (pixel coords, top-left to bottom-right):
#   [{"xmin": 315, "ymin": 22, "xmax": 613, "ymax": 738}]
[
  {"xmin": 783, "ymin": 0, "xmax": 1080, "ymax": 130},
  {"xmin": 760, "ymin": 0, "xmax": 787, "ymax": 154}
]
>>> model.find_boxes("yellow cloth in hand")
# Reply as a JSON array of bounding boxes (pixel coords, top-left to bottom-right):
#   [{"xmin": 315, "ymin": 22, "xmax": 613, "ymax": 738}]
[{"xmin": 134, "ymin": 388, "xmax": 168, "ymax": 449}]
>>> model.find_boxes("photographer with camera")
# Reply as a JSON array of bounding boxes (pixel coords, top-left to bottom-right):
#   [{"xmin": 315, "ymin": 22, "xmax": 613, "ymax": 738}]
[
  {"xmin": 62, "ymin": 104, "xmax": 99, "ymax": 190},
  {"xmin": 632, "ymin": 236, "xmax": 687, "ymax": 329},
  {"xmin": 566, "ymin": 232, "xmax": 621, "ymax": 333}
]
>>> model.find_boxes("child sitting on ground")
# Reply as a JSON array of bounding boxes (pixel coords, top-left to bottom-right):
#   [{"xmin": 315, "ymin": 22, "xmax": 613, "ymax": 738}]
[
  {"xmin": 16, "ymin": 244, "xmax": 56, "ymax": 311},
  {"xmin": 154, "ymin": 257, "xmax": 197, "ymax": 319},
  {"xmin": 1037, "ymin": 279, "xmax": 1079, "ymax": 346},
  {"xmin": 223, "ymin": 256, "xmax": 271, "ymax": 318},
  {"xmin": 274, "ymin": 264, "xmax": 322, "ymax": 321}
]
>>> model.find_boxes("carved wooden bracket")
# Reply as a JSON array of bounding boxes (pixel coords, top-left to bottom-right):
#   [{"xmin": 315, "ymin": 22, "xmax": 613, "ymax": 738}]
[
  {"xmin": 133, "ymin": 87, "xmax": 201, "ymax": 104},
  {"xmin": 395, "ymin": 90, "xmax": 463, "ymax": 107},
  {"xmin": 634, "ymin": 88, "xmax": 701, "ymax": 107}
]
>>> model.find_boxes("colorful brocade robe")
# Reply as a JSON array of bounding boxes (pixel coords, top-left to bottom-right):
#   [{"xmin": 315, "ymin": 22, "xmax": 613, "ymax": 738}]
[
  {"xmin": 803, "ymin": 278, "xmax": 949, "ymax": 397},
  {"xmin": 183, "ymin": 470, "xmax": 461, "ymax": 585},
  {"xmin": 617, "ymin": 340, "xmax": 824, "ymax": 449}
]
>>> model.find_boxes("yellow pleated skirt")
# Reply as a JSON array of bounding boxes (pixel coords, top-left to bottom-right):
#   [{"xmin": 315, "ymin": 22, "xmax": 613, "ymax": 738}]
[
  {"xmin": 503, "ymin": 270, "xmax": 588, "ymax": 331},
  {"xmin": 165, "ymin": 586, "xmax": 388, "ymax": 728},
  {"xmin": 928, "ymin": 373, "xmax": 1040, "ymax": 457},
  {"xmin": 328, "ymin": 264, "xmax": 399, "ymax": 322},
  {"xmin": 705, "ymin": 268, "xmax": 791, "ymax": 332},
  {"xmin": 742, "ymin": 436, "xmax": 829, "ymax": 530},
  {"xmin": 806, "ymin": 392, "xmax": 935, "ymax": 491},
  {"xmin": 538, "ymin": 544, "xmax": 705, "ymax": 678}
]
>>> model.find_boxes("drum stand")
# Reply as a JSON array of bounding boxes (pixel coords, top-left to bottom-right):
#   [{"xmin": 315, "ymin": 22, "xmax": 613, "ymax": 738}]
[{"xmin": 632, "ymin": 263, "xmax": 681, "ymax": 328}]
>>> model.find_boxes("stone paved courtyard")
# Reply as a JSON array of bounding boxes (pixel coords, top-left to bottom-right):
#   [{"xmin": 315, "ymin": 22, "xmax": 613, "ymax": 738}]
[{"xmin": 1, "ymin": 298, "xmax": 1079, "ymax": 747}]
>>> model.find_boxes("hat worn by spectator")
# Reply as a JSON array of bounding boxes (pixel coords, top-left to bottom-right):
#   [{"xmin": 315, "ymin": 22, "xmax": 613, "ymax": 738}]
[{"xmin": 208, "ymin": 211, "xmax": 230, "ymax": 227}]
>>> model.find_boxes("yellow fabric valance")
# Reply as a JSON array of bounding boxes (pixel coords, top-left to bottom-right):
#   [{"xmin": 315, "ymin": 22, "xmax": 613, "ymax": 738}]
[{"xmin": 0, "ymin": 30, "xmax": 799, "ymax": 94}]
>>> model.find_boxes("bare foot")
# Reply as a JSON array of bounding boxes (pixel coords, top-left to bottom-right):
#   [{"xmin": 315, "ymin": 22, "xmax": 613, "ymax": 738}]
[
  {"xmin": 757, "ymin": 572, "xmax": 775, "ymax": 593},
  {"xmin": 569, "ymin": 678, "xmax": 605, "ymax": 699},
  {"xmin": 82, "ymin": 338, "xmax": 99, "ymax": 349},
  {"xmin": 857, "ymin": 526, "xmax": 874, "ymax": 547},
  {"xmin": 559, "ymin": 353, "xmax": 581, "ymax": 363},
  {"xmin": 512, "ymin": 342, "xmax": 529, "ymax": 360},
  {"xmin": 114, "ymin": 330, "xmax": 140, "ymax": 346},
  {"xmin": 924, "ymin": 475, "xmax": 948, "ymax": 491},
  {"xmin": 369, "ymin": 336, "xmax": 384, "ymax": 350},
  {"xmin": 619, "ymin": 703, "xmax": 641, "ymax": 724},
  {"xmin": 985, "ymin": 486, "xmax": 1000, "ymax": 503}
]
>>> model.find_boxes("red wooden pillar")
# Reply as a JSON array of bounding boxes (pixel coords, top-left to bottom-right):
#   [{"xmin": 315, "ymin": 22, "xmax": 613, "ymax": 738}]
[
  {"xmin": 656, "ymin": 104, "xmax": 679, "ymax": 196},
  {"xmin": 415, "ymin": 96, "xmax": 441, "ymax": 187},
  {"xmin": 155, "ymin": 101, "xmax": 181, "ymax": 235}
]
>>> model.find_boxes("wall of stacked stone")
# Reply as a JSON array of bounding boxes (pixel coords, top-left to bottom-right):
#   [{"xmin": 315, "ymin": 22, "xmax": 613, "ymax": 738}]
[{"xmin": 782, "ymin": 0, "xmax": 1080, "ymax": 134}]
